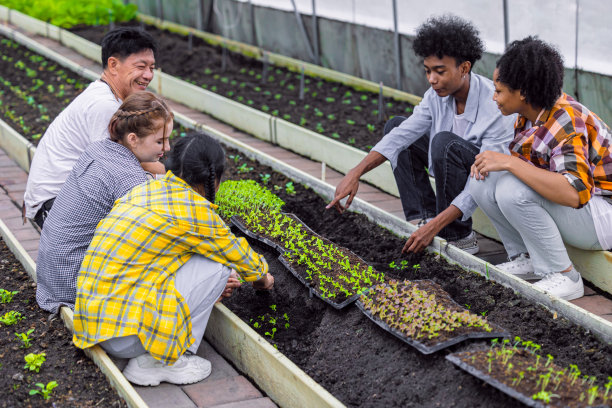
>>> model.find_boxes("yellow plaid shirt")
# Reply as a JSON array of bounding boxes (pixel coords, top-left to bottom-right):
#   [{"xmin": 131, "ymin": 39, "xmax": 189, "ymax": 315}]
[{"xmin": 73, "ymin": 171, "xmax": 268, "ymax": 364}]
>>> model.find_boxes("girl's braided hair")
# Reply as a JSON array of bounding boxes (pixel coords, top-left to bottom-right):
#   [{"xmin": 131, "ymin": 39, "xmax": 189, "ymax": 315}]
[
  {"xmin": 165, "ymin": 132, "xmax": 226, "ymax": 203},
  {"xmin": 108, "ymin": 91, "xmax": 173, "ymax": 143}
]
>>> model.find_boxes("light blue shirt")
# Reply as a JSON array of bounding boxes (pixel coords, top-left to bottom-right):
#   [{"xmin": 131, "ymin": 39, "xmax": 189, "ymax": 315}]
[{"xmin": 372, "ymin": 72, "xmax": 516, "ymax": 219}]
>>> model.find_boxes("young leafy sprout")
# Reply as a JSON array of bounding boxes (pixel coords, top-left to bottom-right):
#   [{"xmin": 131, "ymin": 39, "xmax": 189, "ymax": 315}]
[
  {"xmin": 0, "ymin": 288, "xmax": 18, "ymax": 303},
  {"xmin": 29, "ymin": 381, "xmax": 58, "ymax": 400},
  {"xmin": 15, "ymin": 328, "xmax": 35, "ymax": 349},
  {"xmin": 24, "ymin": 352, "xmax": 46, "ymax": 373},
  {"xmin": 0, "ymin": 310, "xmax": 24, "ymax": 325}
]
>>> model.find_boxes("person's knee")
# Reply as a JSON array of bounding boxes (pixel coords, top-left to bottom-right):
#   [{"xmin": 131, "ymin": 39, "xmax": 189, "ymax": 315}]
[
  {"xmin": 495, "ymin": 173, "xmax": 538, "ymax": 211},
  {"xmin": 469, "ymin": 177, "xmax": 492, "ymax": 206},
  {"xmin": 430, "ymin": 132, "xmax": 456, "ymax": 161},
  {"xmin": 383, "ymin": 116, "xmax": 407, "ymax": 136}
]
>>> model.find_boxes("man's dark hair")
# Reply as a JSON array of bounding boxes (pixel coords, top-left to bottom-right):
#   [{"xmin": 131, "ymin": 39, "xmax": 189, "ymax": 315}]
[
  {"xmin": 101, "ymin": 27, "xmax": 157, "ymax": 69},
  {"xmin": 413, "ymin": 15, "xmax": 484, "ymax": 70},
  {"xmin": 496, "ymin": 36, "xmax": 564, "ymax": 110}
]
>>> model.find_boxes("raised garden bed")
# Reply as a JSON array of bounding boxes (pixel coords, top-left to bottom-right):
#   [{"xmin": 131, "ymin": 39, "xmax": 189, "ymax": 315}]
[
  {"xmin": 0, "ymin": 238, "xmax": 126, "ymax": 407},
  {"xmin": 1, "ymin": 28, "xmax": 612, "ymax": 408},
  {"xmin": 68, "ymin": 22, "xmax": 415, "ymax": 152}
]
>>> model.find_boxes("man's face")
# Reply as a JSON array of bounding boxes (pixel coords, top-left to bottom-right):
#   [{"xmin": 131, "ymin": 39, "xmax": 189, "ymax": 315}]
[
  {"xmin": 423, "ymin": 55, "xmax": 465, "ymax": 98},
  {"xmin": 112, "ymin": 49, "xmax": 155, "ymax": 100},
  {"xmin": 492, "ymin": 68, "xmax": 525, "ymax": 116}
]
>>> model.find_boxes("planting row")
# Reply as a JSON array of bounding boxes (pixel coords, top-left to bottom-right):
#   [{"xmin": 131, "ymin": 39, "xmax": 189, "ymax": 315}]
[
  {"xmin": 69, "ymin": 22, "xmax": 415, "ymax": 151},
  {"xmin": 0, "ymin": 240, "xmax": 126, "ymax": 406}
]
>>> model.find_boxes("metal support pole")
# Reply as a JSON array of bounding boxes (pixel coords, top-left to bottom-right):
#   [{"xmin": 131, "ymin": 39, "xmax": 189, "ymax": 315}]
[
  {"xmin": 574, "ymin": 0, "xmax": 580, "ymax": 100},
  {"xmin": 503, "ymin": 0, "xmax": 509, "ymax": 47},
  {"xmin": 311, "ymin": 0, "xmax": 320, "ymax": 65},
  {"xmin": 249, "ymin": 0, "xmax": 257, "ymax": 46},
  {"xmin": 156, "ymin": 0, "xmax": 163, "ymax": 21},
  {"xmin": 196, "ymin": 0, "xmax": 204, "ymax": 31},
  {"xmin": 392, "ymin": 0, "xmax": 401, "ymax": 89},
  {"xmin": 204, "ymin": 0, "xmax": 214, "ymax": 32},
  {"xmin": 289, "ymin": 0, "xmax": 317, "ymax": 63}
]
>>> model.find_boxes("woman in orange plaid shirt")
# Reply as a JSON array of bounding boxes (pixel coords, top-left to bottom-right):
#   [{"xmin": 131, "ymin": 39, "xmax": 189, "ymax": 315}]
[{"xmin": 469, "ymin": 37, "xmax": 612, "ymax": 301}]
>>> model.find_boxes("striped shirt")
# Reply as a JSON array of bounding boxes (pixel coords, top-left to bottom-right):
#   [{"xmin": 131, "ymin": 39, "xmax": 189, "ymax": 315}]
[
  {"xmin": 73, "ymin": 171, "xmax": 268, "ymax": 364},
  {"xmin": 509, "ymin": 93, "xmax": 612, "ymax": 208},
  {"xmin": 36, "ymin": 139, "xmax": 148, "ymax": 313}
]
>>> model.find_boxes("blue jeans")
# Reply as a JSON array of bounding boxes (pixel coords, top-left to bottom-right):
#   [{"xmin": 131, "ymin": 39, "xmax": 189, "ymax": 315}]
[
  {"xmin": 470, "ymin": 171, "xmax": 602, "ymax": 276},
  {"xmin": 386, "ymin": 117, "xmax": 479, "ymax": 241}
]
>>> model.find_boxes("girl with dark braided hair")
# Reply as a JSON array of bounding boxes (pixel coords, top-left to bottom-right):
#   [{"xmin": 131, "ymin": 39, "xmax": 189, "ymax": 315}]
[
  {"xmin": 470, "ymin": 37, "xmax": 612, "ymax": 301},
  {"xmin": 73, "ymin": 132, "xmax": 273, "ymax": 386},
  {"xmin": 36, "ymin": 91, "xmax": 173, "ymax": 315}
]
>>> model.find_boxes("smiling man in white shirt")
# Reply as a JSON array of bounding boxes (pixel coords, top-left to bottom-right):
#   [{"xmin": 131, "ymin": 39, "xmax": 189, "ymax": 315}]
[{"xmin": 24, "ymin": 27, "xmax": 159, "ymax": 228}]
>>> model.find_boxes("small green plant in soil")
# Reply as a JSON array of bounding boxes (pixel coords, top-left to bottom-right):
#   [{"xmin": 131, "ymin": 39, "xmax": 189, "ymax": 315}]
[
  {"xmin": 15, "ymin": 328, "xmax": 35, "ymax": 349},
  {"xmin": 451, "ymin": 337, "xmax": 612, "ymax": 407},
  {"xmin": 0, "ymin": 288, "xmax": 18, "ymax": 303},
  {"xmin": 360, "ymin": 279, "xmax": 493, "ymax": 343},
  {"xmin": 29, "ymin": 381, "xmax": 58, "ymax": 400},
  {"xmin": 24, "ymin": 352, "xmax": 46, "ymax": 373},
  {"xmin": 0, "ymin": 310, "xmax": 24, "ymax": 325},
  {"xmin": 248, "ymin": 304, "xmax": 290, "ymax": 348}
]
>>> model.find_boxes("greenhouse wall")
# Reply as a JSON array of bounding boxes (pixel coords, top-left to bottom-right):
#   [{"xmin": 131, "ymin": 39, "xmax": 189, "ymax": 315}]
[{"xmin": 129, "ymin": 0, "xmax": 612, "ymax": 124}]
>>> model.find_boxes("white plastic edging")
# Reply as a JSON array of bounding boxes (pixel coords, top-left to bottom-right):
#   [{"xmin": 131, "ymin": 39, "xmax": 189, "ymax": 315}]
[
  {"xmin": 0, "ymin": 118, "xmax": 33, "ymax": 172},
  {"xmin": 58, "ymin": 29, "xmax": 101, "ymax": 63},
  {"xmin": 206, "ymin": 304, "xmax": 345, "ymax": 408},
  {"xmin": 0, "ymin": 219, "xmax": 149, "ymax": 408},
  {"xmin": 0, "ymin": 5, "xmax": 9, "ymax": 22}
]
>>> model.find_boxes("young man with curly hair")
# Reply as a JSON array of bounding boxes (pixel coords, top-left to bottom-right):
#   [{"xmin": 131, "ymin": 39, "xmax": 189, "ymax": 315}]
[
  {"xmin": 470, "ymin": 37, "xmax": 612, "ymax": 300},
  {"xmin": 327, "ymin": 15, "xmax": 515, "ymax": 255}
]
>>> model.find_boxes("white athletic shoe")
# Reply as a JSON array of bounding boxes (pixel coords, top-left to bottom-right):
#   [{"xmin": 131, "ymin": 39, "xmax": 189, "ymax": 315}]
[
  {"xmin": 534, "ymin": 272, "xmax": 584, "ymax": 301},
  {"xmin": 496, "ymin": 253, "xmax": 538, "ymax": 280},
  {"xmin": 123, "ymin": 353, "xmax": 212, "ymax": 386}
]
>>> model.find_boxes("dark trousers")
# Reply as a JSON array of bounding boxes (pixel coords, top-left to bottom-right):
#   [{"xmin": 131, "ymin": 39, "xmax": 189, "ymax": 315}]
[
  {"xmin": 386, "ymin": 116, "xmax": 479, "ymax": 241},
  {"xmin": 33, "ymin": 198, "xmax": 55, "ymax": 229}
]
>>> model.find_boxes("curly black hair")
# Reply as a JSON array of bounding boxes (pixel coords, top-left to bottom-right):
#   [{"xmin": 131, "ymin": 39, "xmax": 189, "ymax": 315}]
[
  {"xmin": 413, "ymin": 15, "xmax": 484, "ymax": 70},
  {"xmin": 496, "ymin": 36, "xmax": 564, "ymax": 109}
]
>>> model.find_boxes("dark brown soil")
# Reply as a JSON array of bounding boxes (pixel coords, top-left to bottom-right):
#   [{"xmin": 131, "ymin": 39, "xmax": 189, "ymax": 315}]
[
  {"xmin": 68, "ymin": 22, "xmax": 415, "ymax": 151},
  {"xmin": 0, "ymin": 36, "xmax": 87, "ymax": 144},
  {"xmin": 450, "ymin": 348, "xmax": 611, "ymax": 407},
  {"xmin": 0, "ymin": 239, "xmax": 126, "ymax": 407}
]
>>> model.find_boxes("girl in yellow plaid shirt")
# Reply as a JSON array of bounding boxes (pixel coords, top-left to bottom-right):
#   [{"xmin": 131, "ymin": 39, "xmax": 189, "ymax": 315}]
[
  {"xmin": 470, "ymin": 37, "xmax": 612, "ymax": 301},
  {"xmin": 73, "ymin": 133, "xmax": 274, "ymax": 386}
]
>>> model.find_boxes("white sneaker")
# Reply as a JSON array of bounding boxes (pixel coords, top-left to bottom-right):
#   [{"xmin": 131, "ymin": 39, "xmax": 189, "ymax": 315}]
[
  {"xmin": 449, "ymin": 231, "xmax": 479, "ymax": 255},
  {"xmin": 534, "ymin": 272, "xmax": 584, "ymax": 301},
  {"xmin": 123, "ymin": 353, "xmax": 212, "ymax": 386},
  {"xmin": 496, "ymin": 253, "xmax": 538, "ymax": 280}
]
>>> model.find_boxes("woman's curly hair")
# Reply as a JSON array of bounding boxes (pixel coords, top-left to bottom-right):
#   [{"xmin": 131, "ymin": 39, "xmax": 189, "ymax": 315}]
[
  {"xmin": 496, "ymin": 36, "xmax": 564, "ymax": 109},
  {"xmin": 413, "ymin": 15, "xmax": 484, "ymax": 70}
]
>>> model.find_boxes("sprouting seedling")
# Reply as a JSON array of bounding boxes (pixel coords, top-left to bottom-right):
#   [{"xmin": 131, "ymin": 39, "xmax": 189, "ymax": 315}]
[
  {"xmin": 532, "ymin": 390, "xmax": 558, "ymax": 404},
  {"xmin": 412, "ymin": 264, "xmax": 420, "ymax": 270},
  {"xmin": 587, "ymin": 386, "xmax": 599, "ymax": 405},
  {"xmin": 264, "ymin": 327, "xmax": 277, "ymax": 340},
  {"xmin": 237, "ymin": 163, "xmax": 253, "ymax": 174},
  {"xmin": 15, "ymin": 328, "xmax": 34, "ymax": 349},
  {"xmin": 29, "ymin": 381, "xmax": 57, "ymax": 400},
  {"xmin": 366, "ymin": 123, "xmax": 375, "ymax": 132},
  {"xmin": 259, "ymin": 173, "xmax": 271, "ymax": 185},
  {"xmin": 229, "ymin": 154, "xmax": 241, "ymax": 164},
  {"xmin": 285, "ymin": 182, "xmax": 296, "ymax": 195},
  {"xmin": 0, "ymin": 289, "xmax": 18, "ymax": 303},
  {"xmin": 0, "ymin": 310, "xmax": 23, "ymax": 325},
  {"xmin": 24, "ymin": 352, "xmax": 46, "ymax": 373},
  {"xmin": 346, "ymin": 119, "xmax": 356, "ymax": 125},
  {"xmin": 269, "ymin": 304, "xmax": 277, "ymax": 312}
]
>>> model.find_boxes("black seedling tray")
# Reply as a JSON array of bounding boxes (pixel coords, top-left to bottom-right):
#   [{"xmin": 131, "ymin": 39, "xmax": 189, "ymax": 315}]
[
  {"xmin": 231, "ymin": 213, "xmax": 374, "ymax": 309},
  {"xmin": 355, "ymin": 280, "xmax": 509, "ymax": 354},
  {"xmin": 446, "ymin": 353, "xmax": 546, "ymax": 408}
]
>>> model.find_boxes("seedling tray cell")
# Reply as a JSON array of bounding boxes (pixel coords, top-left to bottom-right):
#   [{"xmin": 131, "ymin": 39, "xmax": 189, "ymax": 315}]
[
  {"xmin": 356, "ymin": 280, "xmax": 509, "ymax": 354},
  {"xmin": 446, "ymin": 353, "xmax": 546, "ymax": 407},
  {"xmin": 230, "ymin": 215, "xmax": 284, "ymax": 253}
]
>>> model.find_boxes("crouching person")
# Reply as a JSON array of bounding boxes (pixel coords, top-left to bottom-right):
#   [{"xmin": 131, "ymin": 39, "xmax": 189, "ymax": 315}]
[
  {"xmin": 470, "ymin": 37, "xmax": 612, "ymax": 301},
  {"xmin": 72, "ymin": 133, "xmax": 274, "ymax": 385}
]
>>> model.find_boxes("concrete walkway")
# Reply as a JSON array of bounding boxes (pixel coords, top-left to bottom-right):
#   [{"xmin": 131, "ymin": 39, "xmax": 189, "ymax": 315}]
[{"xmin": 1, "ymin": 22, "xmax": 612, "ymax": 408}]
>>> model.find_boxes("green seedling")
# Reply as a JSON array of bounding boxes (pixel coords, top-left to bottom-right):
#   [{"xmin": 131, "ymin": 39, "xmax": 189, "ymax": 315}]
[
  {"xmin": 29, "ymin": 381, "xmax": 57, "ymax": 400},
  {"xmin": 331, "ymin": 132, "xmax": 340, "ymax": 139},
  {"xmin": 24, "ymin": 352, "xmax": 46, "ymax": 373},
  {"xmin": 346, "ymin": 119, "xmax": 356, "ymax": 125},
  {"xmin": 0, "ymin": 310, "xmax": 23, "ymax": 325},
  {"xmin": 229, "ymin": 154, "xmax": 241, "ymax": 164},
  {"xmin": 366, "ymin": 123, "xmax": 375, "ymax": 132},
  {"xmin": 259, "ymin": 173, "xmax": 271, "ymax": 185},
  {"xmin": 15, "ymin": 328, "xmax": 34, "ymax": 349},
  {"xmin": 0, "ymin": 288, "xmax": 18, "ymax": 303},
  {"xmin": 285, "ymin": 182, "xmax": 296, "ymax": 195},
  {"xmin": 532, "ymin": 390, "xmax": 558, "ymax": 404},
  {"xmin": 237, "ymin": 163, "xmax": 253, "ymax": 174}
]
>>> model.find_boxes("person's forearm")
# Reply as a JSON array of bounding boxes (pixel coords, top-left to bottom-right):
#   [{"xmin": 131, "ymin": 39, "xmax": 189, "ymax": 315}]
[
  {"xmin": 349, "ymin": 151, "xmax": 387, "ymax": 178},
  {"xmin": 507, "ymin": 157, "xmax": 580, "ymax": 207},
  {"xmin": 428, "ymin": 205, "xmax": 463, "ymax": 233}
]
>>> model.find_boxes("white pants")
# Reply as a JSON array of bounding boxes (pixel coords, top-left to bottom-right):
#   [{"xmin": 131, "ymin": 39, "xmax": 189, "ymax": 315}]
[{"xmin": 99, "ymin": 255, "xmax": 230, "ymax": 358}]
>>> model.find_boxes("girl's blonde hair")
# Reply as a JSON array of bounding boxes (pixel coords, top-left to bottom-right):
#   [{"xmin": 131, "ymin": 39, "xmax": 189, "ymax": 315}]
[{"xmin": 108, "ymin": 91, "xmax": 173, "ymax": 143}]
